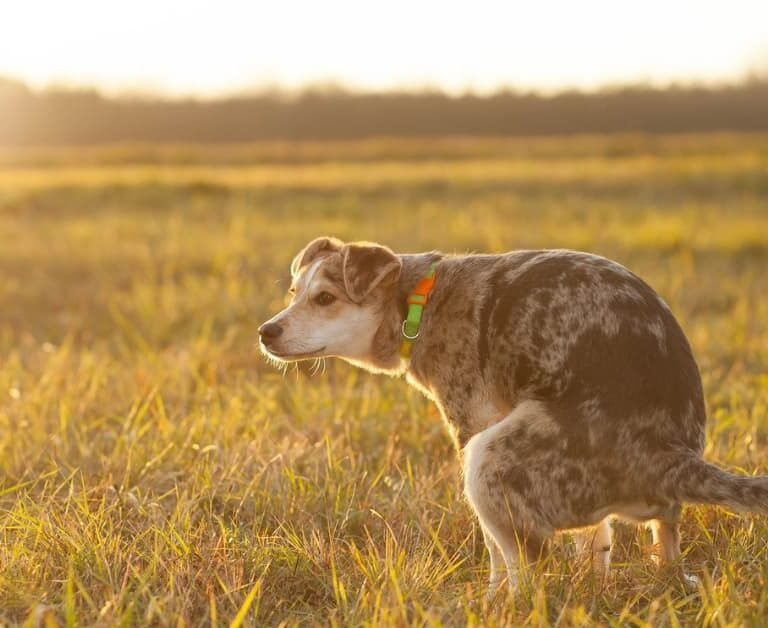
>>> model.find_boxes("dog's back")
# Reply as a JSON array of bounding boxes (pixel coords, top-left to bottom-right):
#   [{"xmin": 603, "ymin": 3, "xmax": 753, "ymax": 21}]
[{"xmin": 479, "ymin": 251, "xmax": 706, "ymax": 516}]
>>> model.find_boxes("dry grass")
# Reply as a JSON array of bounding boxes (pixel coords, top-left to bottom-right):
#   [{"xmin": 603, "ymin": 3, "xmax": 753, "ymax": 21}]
[{"xmin": 0, "ymin": 134, "xmax": 767, "ymax": 626}]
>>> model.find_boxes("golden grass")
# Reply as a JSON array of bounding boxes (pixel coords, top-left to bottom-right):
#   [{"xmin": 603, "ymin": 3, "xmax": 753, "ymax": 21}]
[
  {"xmin": 0, "ymin": 134, "xmax": 767, "ymax": 625},
  {"xmin": 1, "ymin": 152, "xmax": 765, "ymax": 191}
]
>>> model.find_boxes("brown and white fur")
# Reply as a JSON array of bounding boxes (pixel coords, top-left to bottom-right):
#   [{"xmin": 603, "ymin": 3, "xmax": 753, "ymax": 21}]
[{"xmin": 260, "ymin": 237, "xmax": 768, "ymax": 594}]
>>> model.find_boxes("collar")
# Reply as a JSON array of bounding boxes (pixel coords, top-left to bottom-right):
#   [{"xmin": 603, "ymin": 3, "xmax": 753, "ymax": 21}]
[{"xmin": 400, "ymin": 262, "xmax": 438, "ymax": 359}]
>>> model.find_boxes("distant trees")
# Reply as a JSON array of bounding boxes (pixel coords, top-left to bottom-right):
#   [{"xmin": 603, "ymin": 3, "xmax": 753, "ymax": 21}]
[{"xmin": 1, "ymin": 77, "xmax": 767, "ymax": 145}]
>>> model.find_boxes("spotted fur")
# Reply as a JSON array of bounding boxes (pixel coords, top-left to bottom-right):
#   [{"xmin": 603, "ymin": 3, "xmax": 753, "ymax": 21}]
[{"xmin": 260, "ymin": 238, "xmax": 768, "ymax": 594}]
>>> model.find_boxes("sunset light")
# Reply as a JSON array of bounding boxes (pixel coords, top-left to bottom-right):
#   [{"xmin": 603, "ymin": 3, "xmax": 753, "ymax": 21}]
[
  {"xmin": 1, "ymin": 0, "xmax": 767, "ymax": 95},
  {"xmin": 2, "ymin": 1, "xmax": 768, "ymax": 625}
]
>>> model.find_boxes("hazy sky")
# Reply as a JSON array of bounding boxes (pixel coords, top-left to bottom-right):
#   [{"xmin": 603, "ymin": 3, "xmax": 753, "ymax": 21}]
[{"xmin": 2, "ymin": 1, "xmax": 767, "ymax": 95}]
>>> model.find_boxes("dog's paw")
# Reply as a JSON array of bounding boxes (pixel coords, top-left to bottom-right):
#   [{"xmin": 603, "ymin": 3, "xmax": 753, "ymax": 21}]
[{"xmin": 681, "ymin": 572, "xmax": 699, "ymax": 591}]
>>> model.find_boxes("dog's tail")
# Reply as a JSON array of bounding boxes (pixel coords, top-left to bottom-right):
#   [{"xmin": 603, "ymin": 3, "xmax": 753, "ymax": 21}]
[{"xmin": 661, "ymin": 454, "xmax": 768, "ymax": 514}]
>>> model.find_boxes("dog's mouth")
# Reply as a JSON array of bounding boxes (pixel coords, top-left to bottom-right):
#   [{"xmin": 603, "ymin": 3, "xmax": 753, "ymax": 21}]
[{"xmin": 261, "ymin": 345, "xmax": 327, "ymax": 361}]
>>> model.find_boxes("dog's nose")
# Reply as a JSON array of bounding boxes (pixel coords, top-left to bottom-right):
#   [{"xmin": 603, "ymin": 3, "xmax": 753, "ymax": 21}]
[{"xmin": 259, "ymin": 322, "xmax": 283, "ymax": 342}]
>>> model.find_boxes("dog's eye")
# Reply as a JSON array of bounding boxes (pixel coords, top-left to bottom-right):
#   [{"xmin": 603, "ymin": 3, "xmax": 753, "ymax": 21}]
[{"xmin": 314, "ymin": 291, "xmax": 336, "ymax": 306}]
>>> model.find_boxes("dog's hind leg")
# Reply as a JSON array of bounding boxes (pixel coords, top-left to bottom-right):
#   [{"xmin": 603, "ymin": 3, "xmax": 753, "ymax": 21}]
[
  {"xmin": 648, "ymin": 503, "xmax": 698, "ymax": 588},
  {"xmin": 574, "ymin": 517, "xmax": 612, "ymax": 579},
  {"xmin": 649, "ymin": 504, "xmax": 681, "ymax": 566}
]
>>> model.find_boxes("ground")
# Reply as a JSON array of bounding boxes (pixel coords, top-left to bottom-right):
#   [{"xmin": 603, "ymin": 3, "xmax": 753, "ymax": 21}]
[{"xmin": 0, "ymin": 134, "xmax": 767, "ymax": 625}]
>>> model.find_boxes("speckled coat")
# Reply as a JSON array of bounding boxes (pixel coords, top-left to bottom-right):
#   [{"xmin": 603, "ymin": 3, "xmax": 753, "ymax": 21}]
[{"xmin": 261, "ymin": 238, "xmax": 768, "ymax": 593}]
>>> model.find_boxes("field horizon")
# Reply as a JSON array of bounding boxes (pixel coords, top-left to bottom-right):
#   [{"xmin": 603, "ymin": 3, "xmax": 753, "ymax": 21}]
[
  {"xmin": 3, "ymin": 74, "xmax": 768, "ymax": 144},
  {"xmin": 1, "ymin": 134, "xmax": 767, "ymax": 626}
]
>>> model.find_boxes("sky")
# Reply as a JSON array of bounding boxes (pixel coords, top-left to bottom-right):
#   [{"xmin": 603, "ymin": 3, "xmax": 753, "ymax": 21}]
[{"xmin": 1, "ymin": 0, "xmax": 767, "ymax": 96}]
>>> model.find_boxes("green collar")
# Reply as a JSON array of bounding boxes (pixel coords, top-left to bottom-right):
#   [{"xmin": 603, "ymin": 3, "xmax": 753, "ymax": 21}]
[{"xmin": 400, "ymin": 262, "xmax": 438, "ymax": 358}]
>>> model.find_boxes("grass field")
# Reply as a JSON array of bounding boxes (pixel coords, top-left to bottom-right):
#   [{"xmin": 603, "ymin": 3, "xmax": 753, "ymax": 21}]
[{"xmin": 1, "ymin": 134, "xmax": 767, "ymax": 626}]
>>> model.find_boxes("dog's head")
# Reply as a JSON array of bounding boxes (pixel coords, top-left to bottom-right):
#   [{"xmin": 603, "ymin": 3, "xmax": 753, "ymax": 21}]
[{"xmin": 259, "ymin": 237, "xmax": 402, "ymax": 365}]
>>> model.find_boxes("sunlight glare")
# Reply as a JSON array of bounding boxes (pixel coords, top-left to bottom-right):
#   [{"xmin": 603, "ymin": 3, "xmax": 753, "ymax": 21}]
[{"xmin": 0, "ymin": 0, "xmax": 766, "ymax": 95}]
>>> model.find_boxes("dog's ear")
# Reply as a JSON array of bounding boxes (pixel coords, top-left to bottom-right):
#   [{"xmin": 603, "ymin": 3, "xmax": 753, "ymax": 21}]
[
  {"xmin": 341, "ymin": 242, "xmax": 402, "ymax": 303},
  {"xmin": 290, "ymin": 237, "xmax": 343, "ymax": 277}
]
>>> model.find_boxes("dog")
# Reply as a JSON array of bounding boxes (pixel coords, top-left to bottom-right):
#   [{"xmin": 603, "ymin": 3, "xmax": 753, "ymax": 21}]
[{"xmin": 259, "ymin": 236, "xmax": 768, "ymax": 593}]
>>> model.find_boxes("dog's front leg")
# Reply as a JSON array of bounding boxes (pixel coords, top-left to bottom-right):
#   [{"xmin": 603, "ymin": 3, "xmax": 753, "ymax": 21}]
[
  {"xmin": 480, "ymin": 524, "xmax": 507, "ymax": 595},
  {"xmin": 460, "ymin": 402, "xmax": 556, "ymax": 595}
]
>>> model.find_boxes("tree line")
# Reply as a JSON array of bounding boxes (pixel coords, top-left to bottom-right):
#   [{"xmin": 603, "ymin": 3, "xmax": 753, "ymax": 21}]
[{"xmin": 1, "ymin": 77, "xmax": 767, "ymax": 145}]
